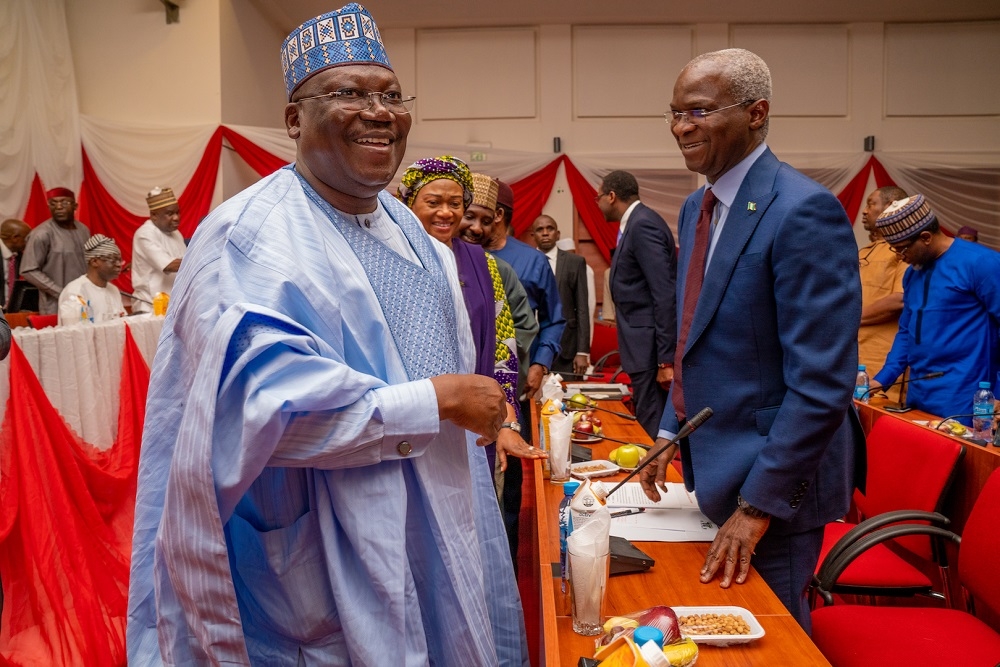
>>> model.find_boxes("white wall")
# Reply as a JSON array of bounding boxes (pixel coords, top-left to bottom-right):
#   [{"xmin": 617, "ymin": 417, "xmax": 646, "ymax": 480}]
[
  {"xmin": 64, "ymin": 7, "xmax": 1000, "ymax": 241},
  {"xmin": 66, "ymin": 0, "xmax": 222, "ymax": 124}
]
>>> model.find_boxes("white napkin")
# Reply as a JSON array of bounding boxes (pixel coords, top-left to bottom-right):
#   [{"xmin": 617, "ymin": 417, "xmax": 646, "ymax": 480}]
[
  {"xmin": 567, "ymin": 499, "xmax": 611, "ymax": 620},
  {"xmin": 548, "ymin": 411, "xmax": 572, "ymax": 479},
  {"xmin": 540, "ymin": 373, "xmax": 565, "ymax": 405}
]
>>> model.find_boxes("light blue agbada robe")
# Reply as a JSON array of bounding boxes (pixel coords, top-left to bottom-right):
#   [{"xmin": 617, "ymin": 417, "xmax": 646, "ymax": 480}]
[{"xmin": 127, "ymin": 166, "xmax": 528, "ymax": 666}]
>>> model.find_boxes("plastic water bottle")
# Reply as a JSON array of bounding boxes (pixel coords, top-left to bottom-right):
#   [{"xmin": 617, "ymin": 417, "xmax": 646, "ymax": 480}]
[
  {"xmin": 973, "ymin": 381, "xmax": 995, "ymax": 441},
  {"xmin": 559, "ymin": 480, "xmax": 580, "ymax": 593},
  {"xmin": 854, "ymin": 365, "xmax": 870, "ymax": 403},
  {"xmin": 635, "ymin": 625, "xmax": 669, "ymax": 667}
]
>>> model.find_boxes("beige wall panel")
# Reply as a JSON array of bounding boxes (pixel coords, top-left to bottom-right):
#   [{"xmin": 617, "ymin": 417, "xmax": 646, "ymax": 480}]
[
  {"xmin": 573, "ymin": 26, "xmax": 695, "ymax": 118},
  {"xmin": 221, "ymin": 0, "xmax": 287, "ymax": 128},
  {"xmin": 415, "ymin": 28, "xmax": 537, "ymax": 120},
  {"xmin": 885, "ymin": 22, "xmax": 1000, "ymax": 117},
  {"xmin": 66, "ymin": 0, "xmax": 222, "ymax": 124},
  {"xmin": 732, "ymin": 25, "xmax": 849, "ymax": 117}
]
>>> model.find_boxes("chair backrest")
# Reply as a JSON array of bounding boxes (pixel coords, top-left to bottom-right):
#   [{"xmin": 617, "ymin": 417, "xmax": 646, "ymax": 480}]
[
  {"xmin": 958, "ymin": 467, "xmax": 1000, "ymax": 618},
  {"xmin": 27, "ymin": 314, "xmax": 58, "ymax": 329},
  {"xmin": 862, "ymin": 416, "xmax": 965, "ymax": 559},
  {"xmin": 590, "ymin": 321, "xmax": 618, "ymax": 364}
]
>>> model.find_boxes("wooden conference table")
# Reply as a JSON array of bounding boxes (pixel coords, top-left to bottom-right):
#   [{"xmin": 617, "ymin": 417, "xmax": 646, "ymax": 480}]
[{"xmin": 525, "ymin": 399, "xmax": 831, "ymax": 666}]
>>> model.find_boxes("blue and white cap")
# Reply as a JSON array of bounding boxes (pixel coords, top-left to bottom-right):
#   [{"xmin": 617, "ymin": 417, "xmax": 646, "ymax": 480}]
[{"xmin": 281, "ymin": 4, "xmax": 392, "ymax": 100}]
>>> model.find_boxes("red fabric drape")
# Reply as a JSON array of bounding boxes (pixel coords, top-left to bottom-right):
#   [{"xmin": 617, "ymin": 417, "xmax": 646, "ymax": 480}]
[
  {"xmin": 76, "ymin": 128, "xmax": 222, "ymax": 293},
  {"xmin": 562, "ymin": 158, "xmax": 616, "ymax": 263},
  {"xmin": 76, "ymin": 149, "xmax": 146, "ymax": 294},
  {"xmin": 836, "ymin": 155, "xmax": 897, "ymax": 224},
  {"xmin": 21, "ymin": 174, "xmax": 51, "ymax": 226},
  {"xmin": 177, "ymin": 127, "xmax": 224, "ymax": 239},
  {"xmin": 0, "ymin": 328, "xmax": 148, "ymax": 666},
  {"xmin": 509, "ymin": 156, "xmax": 563, "ymax": 237},
  {"xmin": 222, "ymin": 127, "xmax": 290, "ymax": 178}
]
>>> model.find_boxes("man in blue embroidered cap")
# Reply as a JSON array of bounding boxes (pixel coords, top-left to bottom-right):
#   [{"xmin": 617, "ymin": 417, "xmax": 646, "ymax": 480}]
[
  {"xmin": 128, "ymin": 5, "xmax": 528, "ymax": 665},
  {"xmin": 871, "ymin": 194, "xmax": 1000, "ymax": 424}
]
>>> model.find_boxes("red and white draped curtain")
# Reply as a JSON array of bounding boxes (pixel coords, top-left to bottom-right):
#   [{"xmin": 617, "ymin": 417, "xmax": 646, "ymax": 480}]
[
  {"xmin": 0, "ymin": 328, "xmax": 149, "ymax": 666},
  {"xmin": 14, "ymin": 126, "xmax": 999, "ymax": 277}
]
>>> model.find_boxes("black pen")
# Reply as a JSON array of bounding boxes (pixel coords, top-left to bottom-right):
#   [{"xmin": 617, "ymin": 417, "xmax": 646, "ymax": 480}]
[{"xmin": 610, "ymin": 508, "xmax": 645, "ymax": 518}]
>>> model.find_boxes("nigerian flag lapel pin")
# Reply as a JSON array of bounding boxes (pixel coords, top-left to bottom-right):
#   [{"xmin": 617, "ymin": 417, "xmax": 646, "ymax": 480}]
[{"xmin": 747, "ymin": 201, "xmax": 757, "ymax": 212}]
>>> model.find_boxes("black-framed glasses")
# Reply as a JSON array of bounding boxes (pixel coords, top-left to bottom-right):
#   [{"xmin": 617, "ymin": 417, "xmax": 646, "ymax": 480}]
[
  {"xmin": 664, "ymin": 100, "xmax": 756, "ymax": 125},
  {"xmin": 595, "ymin": 191, "xmax": 609, "ymax": 203},
  {"xmin": 889, "ymin": 238, "xmax": 919, "ymax": 255},
  {"xmin": 296, "ymin": 89, "xmax": 416, "ymax": 113}
]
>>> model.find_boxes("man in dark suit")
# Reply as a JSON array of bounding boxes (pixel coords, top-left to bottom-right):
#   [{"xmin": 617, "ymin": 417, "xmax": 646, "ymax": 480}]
[
  {"xmin": 599, "ymin": 171, "xmax": 677, "ymax": 438},
  {"xmin": 640, "ymin": 49, "xmax": 862, "ymax": 631},
  {"xmin": 1, "ymin": 219, "xmax": 30, "ymax": 311},
  {"xmin": 531, "ymin": 215, "xmax": 590, "ymax": 376}
]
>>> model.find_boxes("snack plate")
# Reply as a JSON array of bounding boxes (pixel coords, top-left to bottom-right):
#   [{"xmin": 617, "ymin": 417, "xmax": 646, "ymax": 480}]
[
  {"xmin": 572, "ymin": 434, "xmax": 604, "ymax": 444},
  {"xmin": 570, "ymin": 460, "xmax": 620, "ymax": 479},
  {"xmin": 912, "ymin": 420, "xmax": 973, "ymax": 438},
  {"xmin": 671, "ymin": 605, "xmax": 765, "ymax": 646}
]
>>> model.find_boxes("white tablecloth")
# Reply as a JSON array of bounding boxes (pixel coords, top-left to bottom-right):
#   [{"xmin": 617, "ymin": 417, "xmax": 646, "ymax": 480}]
[{"xmin": 0, "ymin": 314, "xmax": 163, "ymax": 449}]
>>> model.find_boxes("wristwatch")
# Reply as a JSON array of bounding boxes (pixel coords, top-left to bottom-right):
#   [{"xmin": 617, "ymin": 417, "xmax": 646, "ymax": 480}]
[
  {"xmin": 657, "ymin": 363, "xmax": 672, "ymax": 369},
  {"xmin": 737, "ymin": 495, "xmax": 770, "ymax": 520},
  {"xmin": 500, "ymin": 421, "xmax": 522, "ymax": 434}
]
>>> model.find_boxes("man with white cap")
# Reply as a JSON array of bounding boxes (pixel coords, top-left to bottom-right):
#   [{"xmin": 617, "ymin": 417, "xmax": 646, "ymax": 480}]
[
  {"xmin": 56, "ymin": 234, "xmax": 127, "ymax": 326},
  {"xmin": 130, "ymin": 186, "xmax": 186, "ymax": 313},
  {"xmin": 20, "ymin": 187, "xmax": 90, "ymax": 314},
  {"xmin": 871, "ymin": 194, "xmax": 1000, "ymax": 422},
  {"xmin": 128, "ymin": 4, "xmax": 525, "ymax": 666}
]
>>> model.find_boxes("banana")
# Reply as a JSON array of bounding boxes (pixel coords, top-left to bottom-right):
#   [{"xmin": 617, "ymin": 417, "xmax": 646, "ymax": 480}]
[
  {"xmin": 602, "ymin": 615, "xmax": 640, "ymax": 633},
  {"xmin": 662, "ymin": 637, "xmax": 699, "ymax": 666}
]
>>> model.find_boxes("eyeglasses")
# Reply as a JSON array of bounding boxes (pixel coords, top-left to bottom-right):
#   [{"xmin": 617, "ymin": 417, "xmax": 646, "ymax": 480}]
[
  {"xmin": 889, "ymin": 238, "xmax": 919, "ymax": 255},
  {"xmin": 296, "ymin": 89, "xmax": 416, "ymax": 113},
  {"xmin": 664, "ymin": 100, "xmax": 756, "ymax": 125},
  {"xmin": 595, "ymin": 192, "xmax": 609, "ymax": 203},
  {"xmin": 49, "ymin": 199, "xmax": 75, "ymax": 208},
  {"xmin": 96, "ymin": 256, "xmax": 123, "ymax": 265}
]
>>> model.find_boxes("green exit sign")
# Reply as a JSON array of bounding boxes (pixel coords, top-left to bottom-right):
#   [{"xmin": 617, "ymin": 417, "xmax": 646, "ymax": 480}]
[{"xmin": 470, "ymin": 151, "xmax": 487, "ymax": 162}]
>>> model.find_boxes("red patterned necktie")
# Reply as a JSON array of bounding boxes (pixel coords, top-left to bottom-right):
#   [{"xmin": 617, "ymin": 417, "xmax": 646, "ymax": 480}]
[
  {"xmin": 5, "ymin": 254, "xmax": 15, "ymax": 305},
  {"xmin": 671, "ymin": 188, "xmax": 717, "ymax": 421}
]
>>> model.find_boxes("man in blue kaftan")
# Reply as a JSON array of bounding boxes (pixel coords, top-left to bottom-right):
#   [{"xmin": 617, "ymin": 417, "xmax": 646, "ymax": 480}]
[
  {"xmin": 873, "ymin": 195, "xmax": 1000, "ymax": 423},
  {"xmin": 127, "ymin": 5, "xmax": 522, "ymax": 665}
]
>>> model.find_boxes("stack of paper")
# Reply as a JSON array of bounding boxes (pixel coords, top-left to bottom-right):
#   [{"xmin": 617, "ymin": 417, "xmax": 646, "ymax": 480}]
[{"xmin": 605, "ymin": 483, "xmax": 718, "ymax": 542}]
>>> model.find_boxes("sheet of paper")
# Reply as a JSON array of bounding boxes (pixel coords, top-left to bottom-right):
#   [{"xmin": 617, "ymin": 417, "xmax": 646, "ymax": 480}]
[
  {"xmin": 605, "ymin": 482, "xmax": 700, "ymax": 510},
  {"xmin": 606, "ymin": 483, "xmax": 718, "ymax": 542}
]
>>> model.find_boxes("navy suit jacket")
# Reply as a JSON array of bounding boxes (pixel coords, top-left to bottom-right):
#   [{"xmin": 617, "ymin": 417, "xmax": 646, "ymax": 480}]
[
  {"xmin": 660, "ymin": 149, "xmax": 864, "ymax": 535},
  {"xmin": 554, "ymin": 249, "xmax": 590, "ymax": 360},
  {"xmin": 609, "ymin": 203, "xmax": 677, "ymax": 373}
]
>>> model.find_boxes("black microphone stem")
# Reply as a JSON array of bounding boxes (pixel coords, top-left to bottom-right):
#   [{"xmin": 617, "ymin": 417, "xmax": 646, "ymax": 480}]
[{"xmin": 603, "ymin": 407, "xmax": 713, "ymax": 498}]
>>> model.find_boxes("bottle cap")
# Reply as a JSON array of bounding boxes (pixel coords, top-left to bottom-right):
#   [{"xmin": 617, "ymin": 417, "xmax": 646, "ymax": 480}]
[
  {"xmin": 633, "ymin": 625, "xmax": 664, "ymax": 648},
  {"xmin": 563, "ymin": 480, "xmax": 581, "ymax": 496},
  {"xmin": 980, "ymin": 382, "xmax": 992, "ymax": 389},
  {"xmin": 858, "ymin": 365, "xmax": 866, "ymax": 371}
]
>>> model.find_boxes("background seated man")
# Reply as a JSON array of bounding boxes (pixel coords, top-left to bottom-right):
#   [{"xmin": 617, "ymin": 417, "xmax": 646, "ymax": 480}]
[{"xmin": 57, "ymin": 234, "xmax": 126, "ymax": 326}]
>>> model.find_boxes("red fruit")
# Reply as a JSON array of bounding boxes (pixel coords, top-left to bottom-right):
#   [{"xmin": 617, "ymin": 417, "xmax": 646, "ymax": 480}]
[
  {"xmin": 576, "ymin": 421, "xmax": 594, "ymax": 434},
  {"xmin": 592, "ymin": 416, "xmax": 602, "ymax": 428}
]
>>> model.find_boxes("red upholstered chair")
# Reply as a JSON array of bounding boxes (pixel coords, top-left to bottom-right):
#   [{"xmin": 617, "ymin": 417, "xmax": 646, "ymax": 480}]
[
  {"xmin": 27, "ymin": 314, "xmax": 58, "ymax": 329},
  {"xmin": 810, "ymin": 416, "xmax": 965, "ymax": 605},
  {"xmin": 588, "ymin": 321, "xmax": 620, "ymax": 380},
  {"xmin": 811, "ymin": 468, "xmax": 1000, "ymax": 667}
]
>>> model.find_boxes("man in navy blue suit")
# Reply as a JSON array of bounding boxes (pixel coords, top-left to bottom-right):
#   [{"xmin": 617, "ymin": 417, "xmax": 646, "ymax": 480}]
[
  {"xmin": 601, "ymin": 171, "xmax": 677, "ymax": 439},
  {"xmin": 640, "ymin": 48, "xmax": 862, "ymax": 631}
]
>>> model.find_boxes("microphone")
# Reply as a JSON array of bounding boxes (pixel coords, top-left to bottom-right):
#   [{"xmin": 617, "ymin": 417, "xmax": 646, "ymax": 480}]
[
  {"xmin": 119, "ymin": 291, "xmax": 153, "ymax": 306},
  {"xmin": 603, "ymin": 407, "xmax": 713, "ymax": 498},
  {"xmin": 932, "ymin": 411, "xmax": 999, "ymax": 445},
  {"xmin": 861, "ymin": 371, "xmax": 946, "ymax": 413}
]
